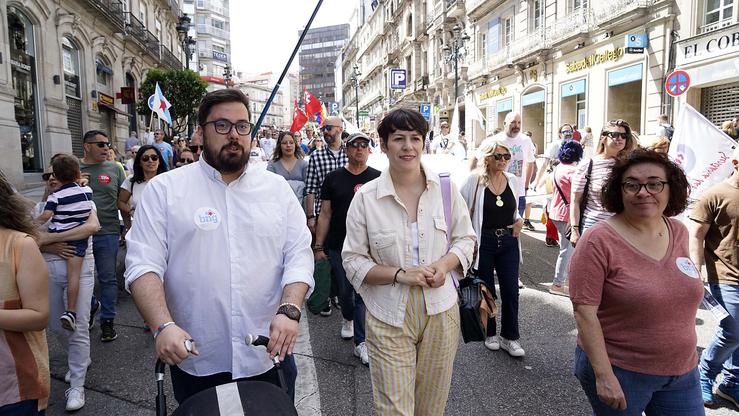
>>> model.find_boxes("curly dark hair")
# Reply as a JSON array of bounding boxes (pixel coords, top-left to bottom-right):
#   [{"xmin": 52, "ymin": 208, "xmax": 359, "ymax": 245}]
[
  {"xmin": 558, "ymin": 140, "xmax": 583, "ymax": 164},
  {"xmin": 130, "ymin": 145, "xmax": 168, "ymax": 184},
  {"xmin": 601, "ymin": 148, "xmax": 690, "ymax": 217},
  {"xmin": 0, "ymin": 174, "xmax": 37, "ymax": 238}
]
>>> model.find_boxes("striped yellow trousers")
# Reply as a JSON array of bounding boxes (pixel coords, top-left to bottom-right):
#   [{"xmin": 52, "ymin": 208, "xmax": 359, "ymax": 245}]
[{"xmin": 365, "ymin": 286, "xmax": 460, "ymax": 416}]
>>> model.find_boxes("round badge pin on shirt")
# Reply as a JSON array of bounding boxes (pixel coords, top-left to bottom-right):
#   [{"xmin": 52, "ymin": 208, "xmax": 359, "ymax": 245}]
[
  {"xmin": 676, "ymin": 257, "xmax": 700, "ymax": 279},
  {"xmin": 193, "ymin": 207, "xmax": 221, "ymax": 231}
]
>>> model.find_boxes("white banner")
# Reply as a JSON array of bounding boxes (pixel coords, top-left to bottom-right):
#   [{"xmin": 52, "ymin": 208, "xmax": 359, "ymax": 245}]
[{"xmin": 668, "ymin": 104, "xmax": 736, "ymax": 202}]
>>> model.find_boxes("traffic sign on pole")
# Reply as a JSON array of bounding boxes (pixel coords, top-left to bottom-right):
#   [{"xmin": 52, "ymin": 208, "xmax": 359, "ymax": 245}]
[{"xmin": 665, "ymin": 70, "xmax": 691, "ymax": 97}]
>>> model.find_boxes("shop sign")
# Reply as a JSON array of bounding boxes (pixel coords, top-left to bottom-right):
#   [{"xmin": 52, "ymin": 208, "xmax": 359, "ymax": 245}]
[
  {"xmin": 64, "ymin": 73, "xmax": 80, "ymax": 98},
  {"xmin": 625, "ymin": 33, "xmax": 648, "ymax": 54},
  {"xmin": 565, "ymin": 47, "xmax": 625, "ymax": 73},
  {"xmin": 522, "ymin": 90, "xmax": 545, "ymax": 107},
  {"xmin": 608, "ymin": 63, "xmax": 643, "ymax": 87},
  {"xmin": 359, "ymin": 110, "xmax": 369, "ymax": 117},
  {"xmin": 118, "ymin": 87, "xmax": 136, "ymax": 104},
  {"xmin": 480, "ymin": 87, "xmax": 507, "ymax": 101},
  {"xmin": 98, "ymin": 93, "xmax": 115, "ymax": 106},
  {"xmin": 496, "ymin": 98, "xmax": 513, "ymax": 113},
  {"xmin": 676, "ymin": 27, "xmax": 739, "ymax": 66},
  {"xmin": 10, "ymin": 59, "xmax": 31, "ymax": 72},
  {"xmin": 212, "ymin": 50, "xmax": 228, "ymax": 62}
]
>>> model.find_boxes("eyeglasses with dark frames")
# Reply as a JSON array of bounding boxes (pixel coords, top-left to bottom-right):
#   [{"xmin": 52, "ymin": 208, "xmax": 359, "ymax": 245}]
[
  {"xmin": 179, "ymin": 158, "xmax": 194, "ymax": 164},
  {"xmin": 490, "ymin": 153, "xmax": 512, "ymax": 161},
  {"xmin": 141, "ymin": 155, "xmax": 159, "ymax": 162},
  {"xmin": 604, "ymin": 131, "xmax": 630, "ymax": 140},
  {"xmin": 202, "ymin": 119, "xmax": 253, "ymax": 136},
  {"xmin": 621, "ymin": 180, "xmax": 668, "ymax": 195},
  {"xmin": 87, "ymin": 141, "xmax": 111, "ymax": 148},
  {"xmin": 42, "ymin": 172, "xmax": 55, "ymax": 181},
  {"xmin": 348, "ymin": 141, "xmax": 370, "ymax": 149}
]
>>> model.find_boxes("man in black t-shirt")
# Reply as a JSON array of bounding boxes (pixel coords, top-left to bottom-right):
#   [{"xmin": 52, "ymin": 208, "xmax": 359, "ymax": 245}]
[{"xmin": 314, "ymin": 133, "xmax": 380, "ymax": 366}]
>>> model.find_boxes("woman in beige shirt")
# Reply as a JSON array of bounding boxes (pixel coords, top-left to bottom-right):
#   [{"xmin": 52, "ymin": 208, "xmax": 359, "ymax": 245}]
[{"xmin": 343, "ymin": 108, "xmax": 475, "ymax": 416}]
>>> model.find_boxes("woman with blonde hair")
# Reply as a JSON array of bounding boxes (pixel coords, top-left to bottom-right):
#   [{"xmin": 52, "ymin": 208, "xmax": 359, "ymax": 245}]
[
  {"xmin": 569, "ymin": 119, "xmax": 637, "ymax": 246},
  {"xmin": 461, "ymin": 140, "xmax": 525, "ymax": 357}
]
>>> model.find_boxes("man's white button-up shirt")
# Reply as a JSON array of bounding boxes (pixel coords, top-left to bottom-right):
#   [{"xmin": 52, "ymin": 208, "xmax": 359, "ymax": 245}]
[{"xmin": 124, "ymin": 158, "xmax": 314, "ymax": 378}]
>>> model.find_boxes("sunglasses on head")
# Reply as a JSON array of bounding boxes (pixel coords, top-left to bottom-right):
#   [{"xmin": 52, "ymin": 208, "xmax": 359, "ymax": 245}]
[
  {"xmin": 180, "ymin": 157, "xmax": 194, "ymax": 164},
  {"xmin": 141, "ymin": 155, "xmax": 159, "ymax": 162},
  {"xmin": 189, "ymin": 145, "xmax": 203, "ymax": 153},
  {"xmin": 348, "ymin": 141, "xmax": 370, "ymax": 149},
  {"xmin": 491, "ymin": 153, "xmax": 511, "ymax": 161},
  {"xmin": 42, "ymin": 172, "xmax": 55, "ymax": 181},
  {"xmin": 87, "ymin": 141, "xmax": 110, "ymax": 148},
  {"xmin": 604, "ymin": 131, "xmax": 629, "ymax": 140}
]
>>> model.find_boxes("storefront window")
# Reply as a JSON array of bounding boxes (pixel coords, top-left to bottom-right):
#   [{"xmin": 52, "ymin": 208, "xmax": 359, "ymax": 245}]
[
  {"xmin": 607, "ymin": 63, "xmax": 643, "ymax": 135},
  {"xmin": 496, "ymin": 98, "xmax": 513, "ymax": 129},
  {"xmin": 560, "ymin": 79, "xmax": 587, "ymax": 132},
  {"xmin": 521, "ymin": 88, "xmax": 545, "ymax": 153},
  {"xmin": 63, "ymin": 37, "xmax": 85, "ymax": 157},
  {"xmin": 8, "ymin": 8, "xmax": 41, "ymax": 172}
]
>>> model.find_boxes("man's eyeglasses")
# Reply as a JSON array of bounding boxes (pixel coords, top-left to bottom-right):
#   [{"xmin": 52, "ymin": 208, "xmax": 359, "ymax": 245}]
[
  {"xmin": 604, "ymin": 131, "xmax": 629, "ymax": 140},
  {"xmin": 189, "ymin": 145, "xmax": 203, "ymax": 153},
  {"xmin": 490, "ymin": 153, "xmax": 511, "ymax": 161},
  {"xmin": 87, "ymin": 141, "xmax": 110, "ymax": 148},
  {"xmin": 348, "ymin": 141, "xmax": 370, "ymax": 149},
  {"xmin": 622, "ymin": 180, "xmax": 668, "ymax": 195},
  {"xmin": 42, "ymin": 172, "xmax": 55, "ymax": 181},
  {"xmin": 180, "ymin": 158, "xmax": 194, "ymax": 164},
  {"xmin": 141, "ymin": 155, "xmax": 159, "ymax": 162},
  {"xmin": 202, "ymin": 119, "xmax": 253, "ymax": 136}
]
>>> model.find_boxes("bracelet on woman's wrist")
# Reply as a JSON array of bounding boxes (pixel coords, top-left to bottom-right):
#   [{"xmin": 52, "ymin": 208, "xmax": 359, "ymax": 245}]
[{"xmin": 392, "ymin": 268, "xmax": 405, "ymax": 286}]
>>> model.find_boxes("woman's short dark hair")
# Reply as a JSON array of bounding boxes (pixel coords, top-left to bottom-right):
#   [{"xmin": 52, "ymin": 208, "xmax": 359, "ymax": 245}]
[
  {"xmin": 197, "ymin": 89, "xmax": 251, "ymax": 126},
  {"xmin": 273, "ymin": 131, "xmax": 304, "ymax": 160},
  {"xmin": 131, "ymin": 145, "xmax": 168, "ymax": 184},
  {"xmin": 51, "ymin": 154, "xmax": 80, "ymax": 183},
  {"xmin": 377, "ymin": 108, "xmax": 428, "ymax": 146},
  {"xmin": 601, "ymin": 148, "xmax": 690, "ymax": 217},
  {"xmin": 558, "ymin": 140, "xmax": 583, "ymax": 164}
]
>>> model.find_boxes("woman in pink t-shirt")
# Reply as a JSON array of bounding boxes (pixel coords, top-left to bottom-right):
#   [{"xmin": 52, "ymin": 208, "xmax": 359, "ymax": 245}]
[{"xmin": 569, "ymin": 149, "xmax": 704, "ymax": 415}]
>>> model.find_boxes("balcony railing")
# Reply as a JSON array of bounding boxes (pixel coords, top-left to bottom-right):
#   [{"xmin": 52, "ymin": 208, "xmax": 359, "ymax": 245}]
[
  {"xmin": 698, "ymin": 18, "xmax": 734, "ymax": 34},
  {"xmin": 197, "ymin": 0, "xmax": 226, "ymax": 16},
  {"xmin": 509, "ymin": 27, "xmax": 548, "ymax": 60},
  {"xmin": 197, "ymin": 24, "xmax": 230, "ymax": 40},
  {"xmin": 86, "ymin": 0, "xmax": 127, "ymax": 30},
  {"xmin": 548, "ymin": 8, "xmax": 590, "ymax": 46},
  {"xmin": 160, "ymin": 45, "xmax": 182, "ymax": 69},
  {"xmin": 592, "ymin": 0, "xmax": 653, "ymax": 27},
  {"xmin": 466, "ymin": 0, "xmax": 505, "ymax": 20}
]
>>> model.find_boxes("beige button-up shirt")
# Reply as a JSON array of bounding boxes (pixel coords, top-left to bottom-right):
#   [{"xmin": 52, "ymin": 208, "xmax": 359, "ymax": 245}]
[{"xmin": 342, "ymin": 161, "xmax": 476, "ymax": 327}]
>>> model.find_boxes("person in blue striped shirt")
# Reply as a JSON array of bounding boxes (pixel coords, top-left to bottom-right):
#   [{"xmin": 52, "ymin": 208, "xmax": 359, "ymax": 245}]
[{"xmin": 36, "ymin": 154, "xmax": 94, "ymax": 331}]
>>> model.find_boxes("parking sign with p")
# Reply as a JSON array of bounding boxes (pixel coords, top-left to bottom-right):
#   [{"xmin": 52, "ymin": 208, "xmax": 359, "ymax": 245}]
[{"xmin": 390, "ymin": 68, "xmax": 407, "ymax": 90}]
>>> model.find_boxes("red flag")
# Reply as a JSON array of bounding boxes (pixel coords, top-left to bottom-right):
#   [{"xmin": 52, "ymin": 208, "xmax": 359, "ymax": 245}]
[
  {"xmin": 303, "ymin": 88, "xmax": 322, "ymax": 118},
  {"xmin": 289, "ymin": 100, "xmax": 308, "ymax": 133}
]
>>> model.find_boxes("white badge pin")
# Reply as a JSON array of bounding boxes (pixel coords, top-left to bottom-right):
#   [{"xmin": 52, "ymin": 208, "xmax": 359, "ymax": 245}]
[
  {"xmin": 194, "ymin": 207, "xmax": 221, "ymax": 231},
  {"xmin": 675, "ymin": 257, "xmax": 700, "ymax": 279}
]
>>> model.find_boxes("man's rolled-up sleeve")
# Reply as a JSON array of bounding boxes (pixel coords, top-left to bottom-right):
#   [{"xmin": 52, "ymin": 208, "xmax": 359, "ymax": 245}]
[
  {"xmin": 342, "ymin": 191, "xmax": 377, "ymax": 292},
  {"xmin": 124, "ymin": 178, "xmax": 169, "ymax": 292},
  {"xmin": 280, "ymin": 182, "xmax": 314, "ymax": 294}
]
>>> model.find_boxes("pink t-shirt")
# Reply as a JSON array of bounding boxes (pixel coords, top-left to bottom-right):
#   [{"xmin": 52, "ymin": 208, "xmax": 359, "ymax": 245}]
[
  {"xmin": 569, "ymin": 218, "xmax": 704, "ymax": 376},
  {"xmin": 548, "ymin": 163, "xmax": 578, "ymax": 222}
]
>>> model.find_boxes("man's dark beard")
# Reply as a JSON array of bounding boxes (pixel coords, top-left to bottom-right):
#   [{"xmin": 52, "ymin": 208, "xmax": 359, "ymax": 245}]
[
  {"xmin": 203, "ymin": 138, "xmax": 249, "ymax": 173},
  {"xmin": 325, "ymin": 134, "xmax": 337, "ymax": 145}
]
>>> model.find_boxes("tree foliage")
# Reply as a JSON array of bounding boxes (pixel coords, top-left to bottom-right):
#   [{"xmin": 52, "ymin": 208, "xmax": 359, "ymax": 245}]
[{"xmin": 137, "ymin": 69, "xmax": 208, "ymax": 135}]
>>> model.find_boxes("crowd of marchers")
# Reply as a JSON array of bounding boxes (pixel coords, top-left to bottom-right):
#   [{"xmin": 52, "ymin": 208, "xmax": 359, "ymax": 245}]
[{"xmin": 1, "ymin": 87, "xmax": 738, "ymax": 416}]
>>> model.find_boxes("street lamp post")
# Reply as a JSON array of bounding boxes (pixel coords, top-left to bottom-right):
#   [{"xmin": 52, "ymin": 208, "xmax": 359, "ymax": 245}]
[
  {"xmin": 350, "ymin": 65, "xmax": 361, "ymax": 125},
  {"xmin": 442, "ymin": 24, "xmax": 470, "ymax": 105},
  {"xmin": 223, "ymin": 64, "xmax": 232, "ymax": 88},
  {"xmin": 176, "ymin": 14, "xmax": 197, "ymax": 139}
]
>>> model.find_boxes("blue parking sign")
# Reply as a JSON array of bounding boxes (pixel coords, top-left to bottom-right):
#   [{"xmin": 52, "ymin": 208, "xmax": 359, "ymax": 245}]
[
  {"xmin": 419, "ymin": 103, "xmax": 431, "ymax": 121},
  {"xmin": 390, "ymin": 68, "xmax": 407, "ymax": 89}
]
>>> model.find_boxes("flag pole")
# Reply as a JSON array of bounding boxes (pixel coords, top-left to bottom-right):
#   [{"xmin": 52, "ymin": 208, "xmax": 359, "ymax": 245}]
[{"xmin": 251, "ymin": 0, "xmax": 323, "ymax": 138}]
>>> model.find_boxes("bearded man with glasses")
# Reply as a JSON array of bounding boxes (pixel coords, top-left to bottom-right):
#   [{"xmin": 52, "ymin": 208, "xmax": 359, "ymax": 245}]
[
  {"xmin": 125, "ymin": 88, "xmax": 313, "ymax": 405},
  {"xmin": 80, "ymin": 130, "xmax": 125, "ymax": 342}
]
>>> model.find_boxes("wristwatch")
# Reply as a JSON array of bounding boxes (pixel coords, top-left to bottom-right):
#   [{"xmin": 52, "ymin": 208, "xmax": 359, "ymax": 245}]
[{"xmin": 276, "ymin": 303, "xmax": 301, "ymax": 322}]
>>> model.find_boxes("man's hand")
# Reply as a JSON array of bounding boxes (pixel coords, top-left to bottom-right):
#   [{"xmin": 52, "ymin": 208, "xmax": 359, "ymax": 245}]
[
  {"xmin": 41, "ymin": 242, "xmax": 75, "ymax": 258},
  {"xmin": 596, "ymin": 373, "xmax": 627, "ymax": 410},
  {"xmin": 314, "ymin": 250, "xmax": 327, "ymax": 263},
  {"xmin": 307, "ymin": 217, "xmax": 316, "ymax": 235},
  {"xmin": 267, "ymin": 314, "xmax": 299, "ymax": 361},
  {"xmin": 397, "ymin": 267, "xmax": 434, "ymax": 287},
  {"xmin": 511, "ymin": 219, "xmax": 524, "ymax": 237},
  {"xmin": 155, "ymin": 324, "xmax": 199, "ymax": 366}
]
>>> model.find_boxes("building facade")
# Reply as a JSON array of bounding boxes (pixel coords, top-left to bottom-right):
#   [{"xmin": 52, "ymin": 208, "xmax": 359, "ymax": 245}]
[
  {"xmin": 299, "ymin": 24, "xmax": 350, "ymax": 109},
  {"xmin": 184, "ymin": 0, "xmax": 231, "ymax": 90},
  {"xmin": 1, "ymin": 0, "xmax": 185, "ymax": 188},
  {"xmin": 237, "ymin": 82, "xmax": 285, "ymax": 129}
]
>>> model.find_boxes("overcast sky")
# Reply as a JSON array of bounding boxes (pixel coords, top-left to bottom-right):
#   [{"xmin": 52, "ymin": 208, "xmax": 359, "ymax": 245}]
[{"xmin": 230, "ymin": 1, "xmax": 357, "ymax": 77}]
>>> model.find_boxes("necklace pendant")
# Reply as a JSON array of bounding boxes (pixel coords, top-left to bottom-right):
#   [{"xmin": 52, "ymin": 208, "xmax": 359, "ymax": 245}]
[{"xmin": 496, "ymin": 196, "xmax": 504, "ymax": 207}]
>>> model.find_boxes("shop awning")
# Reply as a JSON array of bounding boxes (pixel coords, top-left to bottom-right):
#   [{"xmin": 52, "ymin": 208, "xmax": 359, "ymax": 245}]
[
  {"xmin": 561, "ymin": 79, "xmax": 586, "ymax": 98},
  {"xmin": 98, "ymin": 102, "xmax": 132, "ymax": 117},
  {"xmin": 608, "ymin": 64, "xmax": 643, "ymax": 87},
  {"xmin": 522, "ymin": 90, "xmax": 545, "ymax": 106},
  {"xmin": 496, "ymin": 98, "xmax": 513, "ymax": 113}
]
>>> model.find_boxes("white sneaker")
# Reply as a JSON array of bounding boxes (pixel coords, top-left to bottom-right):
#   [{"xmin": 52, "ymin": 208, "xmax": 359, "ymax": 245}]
[
  {"xmin": 65, "ymin": 386, "xmax": 85, "ymax": 411},
  {"xmin": 340, "ymin": 319, "xmax": 354, "ymax": 340},
  {"xmin": 484, "ymin": 336, "xmax": 500, "ymax": 351},
  {"xmin": 353, "ymin": 342, "xmax": 369, "ymax": 366},
  {"xmin": 65, "ymin": 358, "xmax": 92, "ymax": 383},
  {"xmin": 500, "ymin": 337, "xmax": 525, "ymax": 357}
]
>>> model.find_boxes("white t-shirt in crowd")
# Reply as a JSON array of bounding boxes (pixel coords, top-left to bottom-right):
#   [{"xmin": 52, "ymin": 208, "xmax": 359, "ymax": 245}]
[
  {"xmin": 120, "ymin": 178, "xmax": 149, "ymax": 210},
  {"xmin": 479, "ymin": 132, "xmax": 536, "ymax": 195}
]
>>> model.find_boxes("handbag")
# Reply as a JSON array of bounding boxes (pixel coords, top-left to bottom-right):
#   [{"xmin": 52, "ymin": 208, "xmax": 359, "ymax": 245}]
[
  {"xmin": 440, "ymin": 174, "xmax": 496, "ymax": 343},
  {"xmin": 563, "ymin": 160, "xmax": 592, "ymax": 241}
]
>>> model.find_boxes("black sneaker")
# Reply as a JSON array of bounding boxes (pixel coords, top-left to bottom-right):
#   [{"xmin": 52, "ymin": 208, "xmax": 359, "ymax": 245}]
[
  {"xmin": 89, "ymin": 298, "xmax": 101, "ymax": 330},
  {"xmin": 60, "ymin": 311, "xmax": 76, "ymax": 331},
  {"xmin": 545, "ymin": 238, "xmax": 559, "ymax": 247},
  {"xmin": 319, "ymin": 305, "xmax": 332, "ymax": 317},
  {"xmin": 523, "ymin": 219, "xmax": 535, "ymax": 231},
  {"xmin": 331, "ymin": 296, "xmax": 341, "ymax": 310},
  {"xmin": 100, "ymin": 320, "xmax": 117, "ymax": 342}
]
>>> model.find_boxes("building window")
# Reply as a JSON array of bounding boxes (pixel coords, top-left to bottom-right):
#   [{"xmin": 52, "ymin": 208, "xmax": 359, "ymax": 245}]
[
  {"xmin": 703, "ymin": 0, "xmax": 734, "ymax": 32},
  {"xmin": 573, "ymin": 0, "xmax": 588, "ymax": 11},
  {"xmin": 406, "ymin": 14, "xmax": 413, "ymax": 38},
  {"xmin": 503, "ymin": 17, "xmax": 513, "ymax": 47},
  {"xmin": 479, "ymin": 32, "xmax": 487, "ymax": 61},
  {"xmin": 213, "ymin": 19, "xmax": 225, "ymax": 30},
  {"xmin": 530, "ymin": 0, "xmax": 543, "ymax": 31}
]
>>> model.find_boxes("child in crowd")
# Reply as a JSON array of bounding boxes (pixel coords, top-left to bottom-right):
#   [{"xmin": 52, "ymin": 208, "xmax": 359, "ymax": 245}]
[{"xmin": 36, "ymin": 154, "xmax": 94, "ymax": 331}]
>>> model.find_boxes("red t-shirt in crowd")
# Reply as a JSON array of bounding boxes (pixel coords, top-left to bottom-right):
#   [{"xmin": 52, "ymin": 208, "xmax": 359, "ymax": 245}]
[{"xmin": 569, "ymin": 217, "xmax": 704, "ymax": 376}]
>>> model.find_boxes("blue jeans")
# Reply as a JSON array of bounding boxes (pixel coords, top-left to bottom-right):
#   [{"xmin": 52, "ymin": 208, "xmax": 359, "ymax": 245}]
[
  {"xmin": 477, "ymin": 230, "xmax": 520, "ymax": 340},
  {"xmin": 0, "ymin": 400, "xmax": 45, "ymax": 415},
  {"xmin": 92, "ymin": 234, "xmax": 119, "ymax": 321},
  {"xmin": 700, "ymin": 283, "xmax": 739, "ymax": 385},
  {"xmin": 327, "ymin": 248, "xmax": 366, "ymax": 345},
  {"xmin": 518, "ymin": 196, "xmax": 527, "ymax": 218},
  {"xmin": 575, "ymin": 346, "xmax": 704, "ymax": 415}
]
